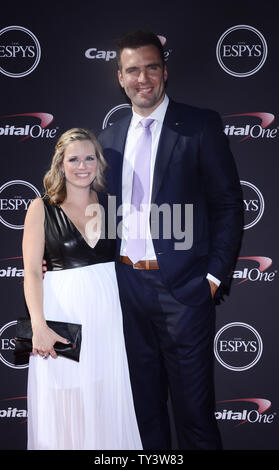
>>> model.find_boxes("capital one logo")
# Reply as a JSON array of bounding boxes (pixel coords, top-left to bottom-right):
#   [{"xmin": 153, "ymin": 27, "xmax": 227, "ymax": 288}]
[
  {"xmin": 0, "ymin": 397, "xmax": 27, "ymax": 422},
  {"xmin": 86, "ymin": 34, "xmax": 172, "ymax": 63},
  {"xmin": 216, "ymin": 398, "xmax": 275, "ymax": 426},
  {"xmin": 0, "ymin": 25, "xmax": 41, "ymax": 78},
  {"xmin": 0, "ymin": 113, "xmax": 58, "ymax": 141},
  {"xmin": 216, "ymin": 25, "xmax": 268, "ymax": 77},
  {"xmin": 0, "ymin": 256, "xmax": 23, "ymax": 279},
  {"xmin": 0, "ymin": 321, "xmax": 29, "ymax": 369},
  {"xmin": 223, "ymin": 113, "xmax": 278, "ymax": 141},
  {"xmin": 0, "ymin": 180, "xmax": 41, "ymax": 230},
  {"xmin": 233, "ymin": 256, "xmax": 277, "ymax": 284},
  {"xmin": 214, "ymin": 322, "xmax": 263, "ymax": 371}
]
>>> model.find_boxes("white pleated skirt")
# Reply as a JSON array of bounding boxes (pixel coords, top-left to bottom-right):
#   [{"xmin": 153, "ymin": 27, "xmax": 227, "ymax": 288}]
[{"xmin": 27, "ymin": 262, "xmax": 142, "ymax": 450}]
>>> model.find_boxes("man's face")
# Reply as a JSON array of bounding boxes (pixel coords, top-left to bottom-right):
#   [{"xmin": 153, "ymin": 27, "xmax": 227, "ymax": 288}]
[{"xmin": 118, "ymin": 45, "xmax": 168, "ymax": 116}]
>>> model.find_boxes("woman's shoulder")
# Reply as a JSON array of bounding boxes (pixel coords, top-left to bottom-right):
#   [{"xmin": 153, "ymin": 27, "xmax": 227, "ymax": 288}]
[
  {"xmin": 28, "ymin": 197, "xmax": 44, "ymax": 213},
  {"xmin": 24, "ymin": 197, "xmax": 45, "ymax": 227},
  {"xmin": 27, "ymin": 196, "xmax": 58, "ymax": 220}
]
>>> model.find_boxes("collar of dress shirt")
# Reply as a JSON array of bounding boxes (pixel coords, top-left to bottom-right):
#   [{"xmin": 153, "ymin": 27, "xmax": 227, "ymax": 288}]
[{"xmin": 130, "ymin": 94, "xmax": 169, "ymax": 129}]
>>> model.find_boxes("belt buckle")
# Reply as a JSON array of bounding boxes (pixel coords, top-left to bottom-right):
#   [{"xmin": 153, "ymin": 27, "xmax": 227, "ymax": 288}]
[{"xmin": 132, "ymin": 263, "xmax": 141, "ymax": 270}]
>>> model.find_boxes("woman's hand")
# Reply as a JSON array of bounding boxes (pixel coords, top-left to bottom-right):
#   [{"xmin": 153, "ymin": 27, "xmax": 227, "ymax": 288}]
[{"xmin": 32, "ymin": 323, "xmax": 69, "ymax": 359}]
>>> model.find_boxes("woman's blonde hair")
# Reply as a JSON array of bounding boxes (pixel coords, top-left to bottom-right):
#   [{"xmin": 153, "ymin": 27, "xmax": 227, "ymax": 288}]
[{"xmin": 43, "ymin": 128, "xmax": 107, "ymax": 204}]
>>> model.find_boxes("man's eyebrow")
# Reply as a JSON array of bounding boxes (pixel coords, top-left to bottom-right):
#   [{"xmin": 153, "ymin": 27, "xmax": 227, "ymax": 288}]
[
  {"xmin": 146, "ymin": 62, "xmax": 161, "ymax": 67},
  {"xmin": 125, "ymin": 62, "xmax": 161, "ymax": 72},
  {"xmin": 125, "ymin": 66, "xmax": 139, "ymax": 72}
]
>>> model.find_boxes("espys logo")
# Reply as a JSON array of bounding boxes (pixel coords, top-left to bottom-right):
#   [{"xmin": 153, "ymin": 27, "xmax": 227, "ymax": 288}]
[
  {"xmin": 241, "ymin": 181, "xmax": 264, "ymax": 230},
  {"xmin": 0, "ymin": 112, "xmax": 58, "ymax": 141},
  {"xmin": 0, "ymin": 397, "xmax": 27, "ymax": 422},
  {"xmin": 0, "ymin": 180, "xmax": 41, "ymax": 230},
  {"xmin": 85, "ymin": 35, "xmax": 172, "ymax": 62},
  {"xmin": 0, "ymin": 256, "xmax": 23, "ymax": 279},
  {"xmin": 0, "ymin": 321, "xmax": 29, "ymax": 369},
  {"xmin": 214, "ymin": 322, "xmax": 263, "ymax": 371},
  {"xmin": 233, "ymin": 256, "xmax": 277, "ymax": 284},
  {"xmin": 216, "ymin": 25, "xmax": 268, "ymax": 77},
  {"xmin": 0, "ymin": 26, "xmax": 41, "ymax": 78},
  {"xmin": 216, "ymin": 398, "xmax": 276, "ymax": 426},
  {"xmin": 102, "ymin": 104, "xmax": 132, "ymax": 129},
  {"xmin": 223, "ymin": 112, "xmax": 278, "ymax": 141}
]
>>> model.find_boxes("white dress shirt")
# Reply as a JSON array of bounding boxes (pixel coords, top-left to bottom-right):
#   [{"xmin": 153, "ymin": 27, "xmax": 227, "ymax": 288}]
[{"xmin": 120, "ymin": 94, "xmax": 220, "ymax": 287}]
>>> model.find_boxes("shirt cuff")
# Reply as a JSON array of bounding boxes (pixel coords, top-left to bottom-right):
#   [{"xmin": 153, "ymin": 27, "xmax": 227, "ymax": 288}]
[{"xmin": 206, "ymin": 273, "xmax": 221, "ymax": 287}]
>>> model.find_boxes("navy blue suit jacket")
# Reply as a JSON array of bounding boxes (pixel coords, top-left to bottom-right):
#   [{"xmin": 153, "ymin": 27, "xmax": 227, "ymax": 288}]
[{"xmin": 99, "ymin": 99, "xmax": 243, "ymax": 306}]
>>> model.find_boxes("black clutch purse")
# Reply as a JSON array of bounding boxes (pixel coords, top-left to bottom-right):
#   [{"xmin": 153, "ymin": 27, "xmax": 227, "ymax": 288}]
[{"xmin": 14, "ymin": 318, "xmax": 82, "ymax": 362}]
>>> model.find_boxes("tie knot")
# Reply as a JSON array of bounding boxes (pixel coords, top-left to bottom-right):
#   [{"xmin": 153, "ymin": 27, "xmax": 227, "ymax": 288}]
[{"xmin": 140, "ymin": 118, "xmax": 154, "ymax": 129}]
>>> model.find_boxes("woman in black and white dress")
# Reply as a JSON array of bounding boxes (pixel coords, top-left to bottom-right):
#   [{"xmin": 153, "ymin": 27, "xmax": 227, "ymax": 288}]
[{"xmin": 22, "ymin": 128, "xmax": 142, "ymax": 450}]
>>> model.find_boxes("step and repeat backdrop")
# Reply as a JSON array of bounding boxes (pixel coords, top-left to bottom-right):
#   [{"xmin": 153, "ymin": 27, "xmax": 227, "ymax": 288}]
[{"xmin": 0, "ymin": 0, "xmax": 278, "ymax": 450}]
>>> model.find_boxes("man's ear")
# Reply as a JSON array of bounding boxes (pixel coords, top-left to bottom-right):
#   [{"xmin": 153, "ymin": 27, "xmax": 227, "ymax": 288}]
[
  {"xmin": 118, "ymin": 69, "xmax": 124, "ymax": 88},
  {"xmin": 163, "ymin": 64, "xmax": 168, "ymax": 83}
]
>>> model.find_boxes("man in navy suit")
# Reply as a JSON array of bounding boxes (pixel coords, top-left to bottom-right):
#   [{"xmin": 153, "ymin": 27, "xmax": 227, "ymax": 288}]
[{"xmin": 99, "ymin": 30, "xmax": 243, "ymax": 450}]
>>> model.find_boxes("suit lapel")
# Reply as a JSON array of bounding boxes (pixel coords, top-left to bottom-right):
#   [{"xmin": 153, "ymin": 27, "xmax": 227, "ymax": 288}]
[
  {"xmin": 151, "ymin": 101, "xmax": 180, "ymax": 203},
  {"xmin": 114, "ymin": 114, "xmax": 131, "ymax": 154},
  {"xmin": 112, "ymin": 114, "xmax": 132, "ymax": 202}
]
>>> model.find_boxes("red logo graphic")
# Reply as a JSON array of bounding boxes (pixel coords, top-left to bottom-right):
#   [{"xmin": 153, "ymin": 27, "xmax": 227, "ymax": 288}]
[
  {"xmin": 217, "ymin": 398, "xmax": 272, "ymax": 426},
  {"xmin": 223, "ymin": 112, "xmax": 276, "ymax": 142},
  {"xmin": 0, "ymin": 256, "xmax": 24, "ymax": 279},
  {"xmin": 0, "ymin": 396, "xmax": 27, "ymax": 423},
  {"xmin": 0, "ymin": 112, "xmax": 54, "ymax": 141},
  {"xmin": 157, "ymin": 35, "xmax": 167, "ymax": 46},
  {"xmin": 235, "ymin": 256, "xmax": 273, "ymax": 284}
]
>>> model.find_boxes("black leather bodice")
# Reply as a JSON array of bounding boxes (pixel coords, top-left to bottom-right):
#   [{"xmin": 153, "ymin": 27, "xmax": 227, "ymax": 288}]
[{"xmin": 43, "ymin": 193, "xmax": 116, "ymax": 271}]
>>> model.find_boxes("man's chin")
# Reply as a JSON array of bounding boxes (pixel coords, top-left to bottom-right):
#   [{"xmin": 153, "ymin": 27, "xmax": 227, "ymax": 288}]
[
  {"xmin": 133, "ymin": 96, "xmax": 161, "ymax": 113},
  {"xmin": 135, "ymin": 97, "xmax": 155, "ymax": 108}
]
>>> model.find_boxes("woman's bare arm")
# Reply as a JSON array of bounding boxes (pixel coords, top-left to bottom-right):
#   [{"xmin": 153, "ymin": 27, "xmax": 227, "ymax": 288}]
[{"xmin": 22, "ymin": 198, "xmax": 68, "ymax": 357}]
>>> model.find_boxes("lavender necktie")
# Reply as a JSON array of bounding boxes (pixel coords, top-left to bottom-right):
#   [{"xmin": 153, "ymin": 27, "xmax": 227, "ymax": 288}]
[{"xmin": 126, "ymin": 118, "xmax": 154, "ymax": 264}]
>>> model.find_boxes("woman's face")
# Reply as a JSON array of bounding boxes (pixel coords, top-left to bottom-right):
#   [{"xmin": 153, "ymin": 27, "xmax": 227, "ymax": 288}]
[{"xmin": 61, "ymin": 139, "xmax": 98, "ymax": 189}]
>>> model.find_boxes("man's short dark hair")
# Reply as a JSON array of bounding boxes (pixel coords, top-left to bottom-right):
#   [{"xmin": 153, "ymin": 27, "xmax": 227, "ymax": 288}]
[{"xmin": 116, "ymin": 30, "xmax": 165, "ymax": 70}]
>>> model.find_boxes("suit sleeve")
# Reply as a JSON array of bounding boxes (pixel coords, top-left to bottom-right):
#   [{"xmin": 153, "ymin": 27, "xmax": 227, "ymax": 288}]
[{"xmin": 199, "ymin": 110, "xmax": 244, "ymax": 286}]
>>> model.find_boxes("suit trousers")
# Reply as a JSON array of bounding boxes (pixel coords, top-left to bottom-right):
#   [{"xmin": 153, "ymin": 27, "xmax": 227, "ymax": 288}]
[{"xmin": 115, "ymin": 261, "xmax": 222, "ymax": 450}]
